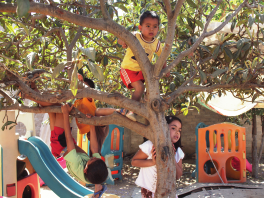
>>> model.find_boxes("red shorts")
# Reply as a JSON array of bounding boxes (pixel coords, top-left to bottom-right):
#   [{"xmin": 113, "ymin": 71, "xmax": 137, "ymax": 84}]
[
  {"xmin": 50, "ymin": 126, "xmax": 76, "ymax": 158},
  {"xmin": 120, "ymin": 68, "xmax": 144, "ymax": 89}
]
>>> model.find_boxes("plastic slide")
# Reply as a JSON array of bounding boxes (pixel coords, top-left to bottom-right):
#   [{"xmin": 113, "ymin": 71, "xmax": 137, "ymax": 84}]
[
  {"xmin": 18, "ymin": 136, "xmax": 93, "ymax": 198},
  {"xmin": 231, "ymin": 157, "xmax": 252, "ymax": 173}
]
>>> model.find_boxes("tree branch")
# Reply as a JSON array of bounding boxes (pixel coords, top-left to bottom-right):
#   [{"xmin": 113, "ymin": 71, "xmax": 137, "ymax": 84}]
[
  {"xmin": 76, "ymin": 112, "xmax": 151, "ymax": 138},
  {"xmin": 159, "ymin": 0, "xmax": 247, "ymax": 78},
  {"xmin": 163, "ymin": 0, "xmax": 172, "ymax": 17},
  {"xmin": 99, "ymin": 0, "xmax": 110, "ymax": 19},
  {"xmin": 1, "ymin": 101, "xmax": 151, "ymax": 137},
  {"xmin": 154, "ymin": 0, "xmax": 185, "ymax": 78},
  {"xmin": 68, "ymin": 26, "xmax": 83, "ymax": 50},
  {"xmin": 0, "ymin": 62, "xmax": 149, "ymax": 118},
  {"xmin": 0, "ymin": 54, "xmax": 26, "ymax": 67},
  {"xmin": 166, "ymin": 83, "xmax": 264, "ymax": 104},
  {"xmin": 0, "ymin": 2, "xmax": 152, "ymax": 95},
  {"xmin": 245, "ymin": 2, "xmax": 264, "ymax": 9},
  {"xmin": 0, "ymin": 89, "xmax": 15, "ymax": 104}
]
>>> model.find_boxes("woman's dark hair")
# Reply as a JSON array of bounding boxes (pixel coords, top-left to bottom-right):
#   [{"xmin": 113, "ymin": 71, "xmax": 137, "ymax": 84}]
[
  {"xmin": 83, "ymin": 78, "xmax": 95, "ymax": 89},
  {"xmin": 165, "ymin": 116, "xmax": 182, "ymax": 152},
  {"xmin": 139, "ymin": 11, "xmax": 160, "ymax": 26},
  {"xmin": 143, "ymin": 116, "xmax": 182, "ymax": 151}
]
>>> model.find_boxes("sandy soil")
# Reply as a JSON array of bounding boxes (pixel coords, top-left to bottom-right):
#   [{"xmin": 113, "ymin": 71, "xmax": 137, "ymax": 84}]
[
  {"xmin": 40, "ymin": 156, "xmax": 264, "ymax": 197},
  {"xmin": 102, "ymin": 156, "xmax": 264, "ymax": 197}
]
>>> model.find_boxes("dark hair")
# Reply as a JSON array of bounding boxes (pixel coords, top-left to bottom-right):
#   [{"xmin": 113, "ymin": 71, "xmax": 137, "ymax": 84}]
[
  {"xmin": 143, "ymin": 116, "xmax": 183, "ymax": 151},
  {"xmin": 139, "ymin": 11, "xmax": 160, "ymax": 26},
  {"xmin": 165, "ymin": 116, "xmax": 182, "ymax": 152},
  {"xmin": 85, "ymin": 159, "xmax": 108, "ymax": 184},
  {"xmin": 83, "ymin": 78, "xmax": 95, "ymax": 89}
]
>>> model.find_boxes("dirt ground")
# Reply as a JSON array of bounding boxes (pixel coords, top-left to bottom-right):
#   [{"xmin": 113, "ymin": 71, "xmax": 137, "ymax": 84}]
[
  {"xmin": 40, "ymin": 156, "xmax": 264, "ymax": 197},
  {"xmin": 98, "ymin": 156, "xmax": 264, "ymax": 197}
]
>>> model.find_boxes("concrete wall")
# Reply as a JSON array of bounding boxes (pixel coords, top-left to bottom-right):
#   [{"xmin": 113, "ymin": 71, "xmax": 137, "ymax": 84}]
[{"xmin": 15, "ymin": 103, "xmax": 264, "ymax": 158}]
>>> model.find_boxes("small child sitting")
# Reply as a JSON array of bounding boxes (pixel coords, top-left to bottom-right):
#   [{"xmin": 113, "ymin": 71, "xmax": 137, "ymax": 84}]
[{"xmin": 118, "ymin": 11, "xmax": 169, "ymax": 121}]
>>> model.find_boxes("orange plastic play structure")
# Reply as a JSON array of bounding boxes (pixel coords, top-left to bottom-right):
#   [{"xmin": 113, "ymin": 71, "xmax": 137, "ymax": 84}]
[
  {"xmin": 196, "ymin": 122, "xmax": 246, "ymax": 183},
  {"xmin": 17, "ymin": 173, "xmax": 40, "ymax": 198}
]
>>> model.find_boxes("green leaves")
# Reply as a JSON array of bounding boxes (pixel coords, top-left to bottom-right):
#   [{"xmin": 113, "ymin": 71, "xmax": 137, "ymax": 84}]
[
  {"xmin": 51, "ymin": 62, "xmax": 67, "ymax": 80},
  {"xmin": 70, "ymin": 63, "xmax": 78, "ymax": 96},
  {"xmin": 79, "ymin": 47, "xmax": 96, "ymax": 61},
  {"xmin": 169, "ymin": 82, "xmax": 176, "ymax": 92},
  {"xmin": 1, "ymin": 121, "xmax": 16, "ymax": 131},
  {"xmin": 248, "ymin": 16, "xmax": 255, "ymax": 28},
  {"xmin": 16, "ymin": 0, "xmax": 30, "ymax": 18},
  {"xmin": 224, "ymin": 47, "xmax": 233, "ymax": 60},
  {"xmin": 26, "ymin": 52, "xmax": 37, "ymax": 70},
  {"xmin": 211, "ymin": 68, "xmax": 228, "ymax": 78},
  {"xmin": 212, "ymin": 45, "xmax": 220, "ymax": 60},
  {"xmin": 199, "ymin": 69, "xmax": 207, "ymax": 83},
  {"xmin": 87, "ymin": 61, "xmax": 104, "ymax": 81},
  {"xmin": 186, "ymin": 0, "xmax": 197, "ymax": 8}
]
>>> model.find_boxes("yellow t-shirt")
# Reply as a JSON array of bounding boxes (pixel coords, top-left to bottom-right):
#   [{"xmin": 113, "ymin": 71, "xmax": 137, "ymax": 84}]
[
  {"xmin": 73, "ymin": 97, "xmax": 96, "ymax": 135},
  {"xmin": 121, "ymin": 32, "xmax": 162, "ymax": 71}
]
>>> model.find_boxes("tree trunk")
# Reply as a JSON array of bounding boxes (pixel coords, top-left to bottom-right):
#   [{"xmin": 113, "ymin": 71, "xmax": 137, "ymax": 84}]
[
  {"xmin": 252, "ymin": 109, "xmax": 258, "ymax": 178},
  {"xmin": 258, "ymin": 115, "xmax": 264, "ymax": 164},
  {"xmin": 153, "ymin": 114, "xmax": 177, "ymax": 198},
  {"xmin": 147, "ymin": 80, "xmax": 177, "ymax": 198}
]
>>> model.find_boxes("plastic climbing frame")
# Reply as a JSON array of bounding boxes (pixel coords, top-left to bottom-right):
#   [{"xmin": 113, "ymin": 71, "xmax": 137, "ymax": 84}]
[{"xmin": 195, "ymin": 122, "xmax": 246, "ymax": 183}]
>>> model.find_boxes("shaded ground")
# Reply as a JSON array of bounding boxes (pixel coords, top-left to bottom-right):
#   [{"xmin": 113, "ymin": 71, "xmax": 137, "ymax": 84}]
[
  {"xmin": 89, "ymin": 156, "xmax": 264, "ymax": 197},
  {"xmin": 40, "ymin": 156, "xmax": 264, "ymax": 197}
]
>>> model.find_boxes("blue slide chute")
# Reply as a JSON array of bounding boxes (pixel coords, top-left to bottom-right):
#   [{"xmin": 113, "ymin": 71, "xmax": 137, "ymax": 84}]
[{"xmin": 18, "ymin": 136, "xmax": 93, "ymax": 198}]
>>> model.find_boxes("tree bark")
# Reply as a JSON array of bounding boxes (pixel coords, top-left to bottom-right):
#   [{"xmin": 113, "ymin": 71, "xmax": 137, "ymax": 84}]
[
  {"xmin": 252, "ymin": 109, "xmax": 258, "ymax": 178},
  {"xmin": 258, "ymin": 115, "xmax": 264, "ymax": 164},
  {"xmin": 147, "ymin": 79, "xmax": 176, "ymax": 198}
]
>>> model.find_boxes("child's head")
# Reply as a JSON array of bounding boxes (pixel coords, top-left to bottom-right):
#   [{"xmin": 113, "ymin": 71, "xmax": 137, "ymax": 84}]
[
  {"xmin": 83, "ymin": 77, "xmax": 95, "ymax": 89},
  {"xmin": 138, "ymin": 11, "xmax": 160, "ymax": 41},
  {"xmin": 165, "ymin": 116, "xmax": 182, "ymax": 151},
  {"xmin": 84, "ymin": 157, "xmax": 108, "ymax": 184},
  {"xmin": 139, "ymin": 11, "xmax": 160, "ymax": 26}
]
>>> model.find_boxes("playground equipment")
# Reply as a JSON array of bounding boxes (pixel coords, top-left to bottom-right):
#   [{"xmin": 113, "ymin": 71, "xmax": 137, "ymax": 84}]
[
  {"xmin": 0, "ymin": 110, "xmax": 20, "ymax": 197},
  {"xmin": 195, "ymin": 122, "xmax": 247, "ymax": 183},
  {"xmin": 15, "ymin": 110, "xmax": 36, "ymax": 138},
  {"xmin": 19, "ymin": 137, "xmax": 93, "ymax": 198},
  {"xmin": 0, "ymin": 110, "xmax": 94, "ymax": 198},
  {"xmin": 101, "ymin": 125, "xmax": 124, "ymax": 181},
  {"xmin": 78, "ymin": 124, "xmax": 124, "ymax": 182}
]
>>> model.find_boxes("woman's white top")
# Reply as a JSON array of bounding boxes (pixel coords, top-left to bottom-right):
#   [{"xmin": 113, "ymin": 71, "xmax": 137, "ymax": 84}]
[{"xmin": 135, "ymin": 140, "xmax": 184, "ymax": 193}]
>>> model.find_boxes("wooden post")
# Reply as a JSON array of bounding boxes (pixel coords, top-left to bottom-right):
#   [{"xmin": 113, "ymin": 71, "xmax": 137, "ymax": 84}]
[{"xmin": 252, "ymin": 109, "xmax": 258, "ymax": 178}]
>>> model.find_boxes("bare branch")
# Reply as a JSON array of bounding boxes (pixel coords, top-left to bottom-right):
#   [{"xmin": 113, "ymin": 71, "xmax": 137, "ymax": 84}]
[
  {"xmin": 0, "ymin": 54, "xmax": 26, "ymax": 67},
  {"xmin": 154, "ymin": 0, "xmax": 185, "ymax": 78},
  {"xmin": 68, "ymin": 26, "xmax": 83, "ymax": 50},
  {"xmin": 71, "ymin": 2, "xmax": 101, "ymax": 10},
  {"xmin": 0, "ymin": 62, "xmax": 149, "ymax": 118},
  {"xmin": 76, "ymin": 112, "xmax": 151, "ymax": 138},
  {"xmin": 164, "ymin": 0, "xmax": 172, "ymax": 17},
  {"xmin": 99, "ymin": 0, "xmax": 110, "ymax": 19},
  {"xmin": 245, "ymin": 2, "xmax": 264, "ymax": 9},
  {"xmin": 0, "ymin": 89, "xmax": 15, "ymax": 104},
  {"xmin": 166, "ymin": 83, "xmax": 264, "ymax": 104},
  {"xmin": 0, "ymin": 2, "xmax": 151, "ymax": 91},
  {"xmin": 159, "ymin": 0, "xmax": 247, "ymax": 78}
]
